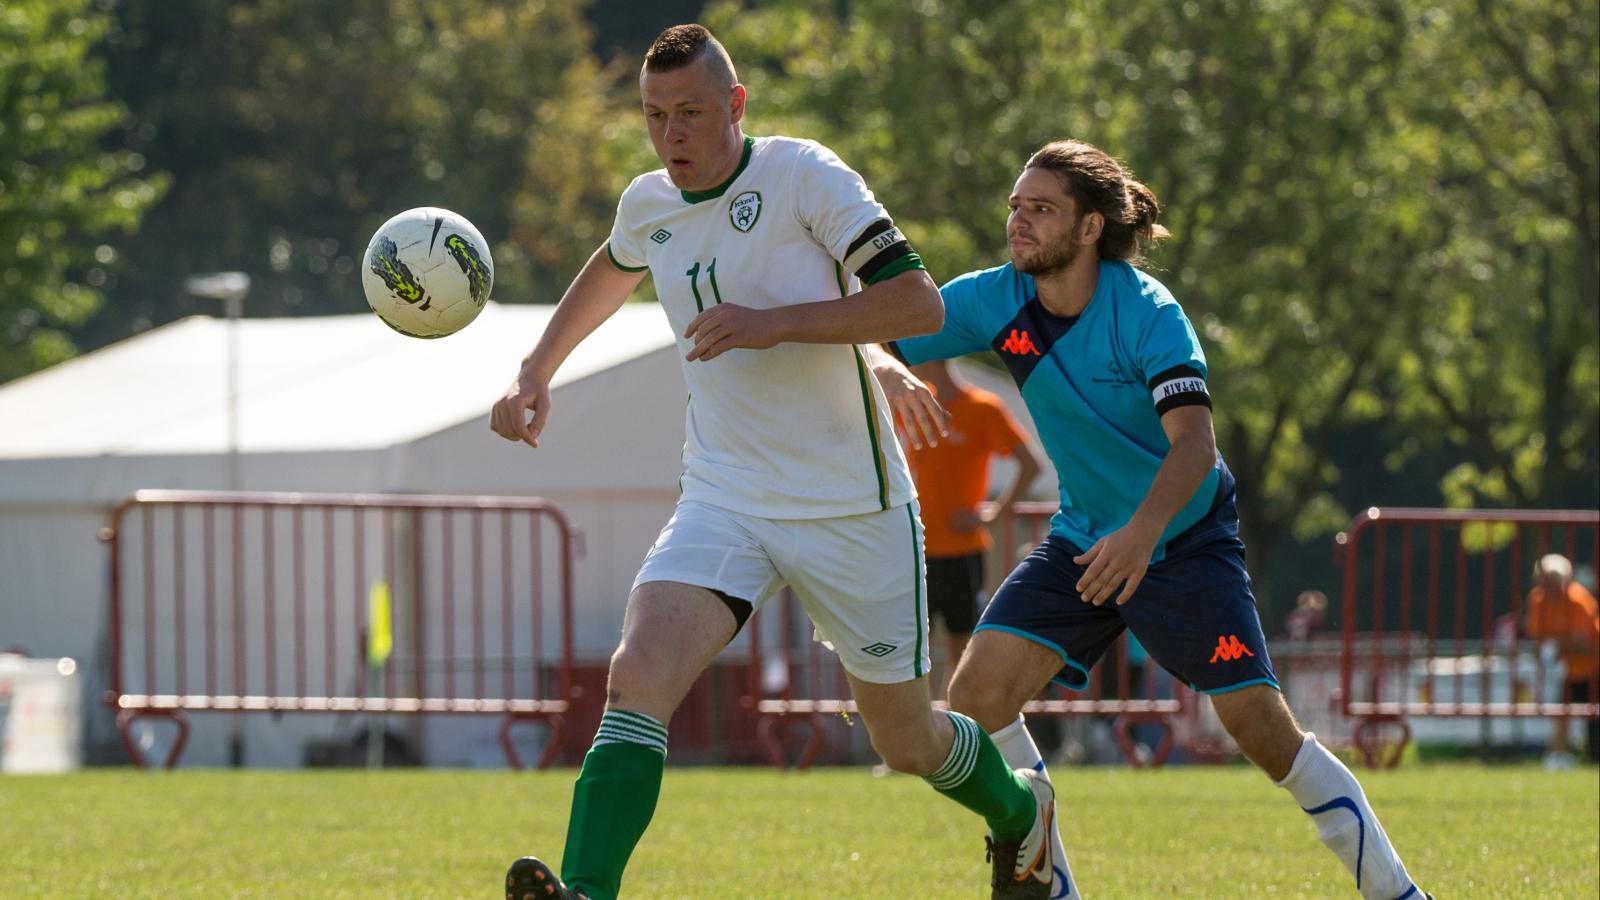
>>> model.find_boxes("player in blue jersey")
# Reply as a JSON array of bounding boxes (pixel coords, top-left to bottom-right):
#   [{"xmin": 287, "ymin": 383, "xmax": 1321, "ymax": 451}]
[{"xmin": 878, "ymin": 140, "xmax": 1429, "ymax": 900}]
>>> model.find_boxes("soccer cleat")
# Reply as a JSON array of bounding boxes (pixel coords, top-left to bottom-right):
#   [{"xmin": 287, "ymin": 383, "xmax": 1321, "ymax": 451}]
[
  {"xmin": 985, "ymin": 768, "xmax": 1055, "ymax": 899},
  {"xmin": 505, "ymin": 857, "xmax": 587, "ymax": 900}
]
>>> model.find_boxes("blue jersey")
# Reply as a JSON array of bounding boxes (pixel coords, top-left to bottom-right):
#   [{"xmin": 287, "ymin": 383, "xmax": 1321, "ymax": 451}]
[{"xmin": 892, "ymin": 259, "xmax": 1231, "ymax": 562}]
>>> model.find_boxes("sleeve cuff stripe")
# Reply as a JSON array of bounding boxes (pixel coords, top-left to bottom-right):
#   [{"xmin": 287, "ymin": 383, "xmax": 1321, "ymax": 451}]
[
  {"xmin": 864, "ymin": 248, "xmax": 928, "ymax": 283},
  {"xmin": 606, "ymin": 243, "xmax": 648, "ymax": 273}
]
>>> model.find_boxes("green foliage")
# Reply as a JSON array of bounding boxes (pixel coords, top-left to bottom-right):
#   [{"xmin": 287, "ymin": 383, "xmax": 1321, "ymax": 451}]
[
  {"xmin": 1389, "ymin": 0, "xmax": 1599, "ymax": 508},
  {"xmin": 707, "ymin": 0, "xmax": 1598, "ymax": 601},
  {"xmin": 0, "ymin": 0, "xmax": 166, "ymax": 382},
  {"xmin": 6, "ymin": 0, "xmax": 1593, "ymax": 607},
  {"xmin": 88, "ymin": 0, "xmax": 632, "ymax": 344}
]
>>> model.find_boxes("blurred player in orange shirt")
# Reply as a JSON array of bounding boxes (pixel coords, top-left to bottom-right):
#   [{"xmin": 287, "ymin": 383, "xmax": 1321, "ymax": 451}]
[
  {"xmin": 1524, "ymin": 553, "xmax": 1600, "ymax": 767},
  {"xmin": 903, "ymin": 360, "xmax": 1043, "ymax": 697}
]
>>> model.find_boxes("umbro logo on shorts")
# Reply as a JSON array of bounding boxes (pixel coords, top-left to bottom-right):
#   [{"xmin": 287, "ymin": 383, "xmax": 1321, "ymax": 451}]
[
  {"xmin": 861, "ymin": 642, "xmax": 897, "ymax": 657},
  {"xmin": 650, "ymin": 228, "xmax": 672, "ymax": 244}
]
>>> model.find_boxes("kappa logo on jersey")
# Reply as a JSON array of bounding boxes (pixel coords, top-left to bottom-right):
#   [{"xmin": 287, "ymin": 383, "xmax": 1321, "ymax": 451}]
[
  {"xmin": 729, "ymin": 191, "xmax": 762, "ymax": 233},
  {"xmin": 1000, "ymin": 329, "xmax": 1042, "ymax": 356},
  {"xmin": 861, "ymin": 642, "xmax": 897, "ymax": 657},
  {"xmin": 650, "ymin": 228, "xmax": 672, "ymax": 244},
  {"xmin": 1209, "ymin": 634, "xmax": 1256, "ymax": 663}
]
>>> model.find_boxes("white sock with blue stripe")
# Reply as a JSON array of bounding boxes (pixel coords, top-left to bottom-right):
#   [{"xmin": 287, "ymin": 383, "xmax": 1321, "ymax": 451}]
[
  {"xmin": 991, "ymin": 717, "xmax": 1076, "ymax": 899},
  {"xmin": 1276, "ymin": 732, "xmax": 1420, "ymax": 900}
]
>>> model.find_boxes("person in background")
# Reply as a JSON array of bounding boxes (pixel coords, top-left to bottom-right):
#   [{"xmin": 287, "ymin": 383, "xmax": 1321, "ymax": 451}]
[
  {"xmin": 1284, "ymin": 590, "xmax": 1329, "ymax": 643},
  {"xmin": 1524, "ymin": 553, "xmax": 1600, "ymax": 768},
  {"xmin": 902, "ymin": 359, "xmax": 1043, "ymax": 698}
]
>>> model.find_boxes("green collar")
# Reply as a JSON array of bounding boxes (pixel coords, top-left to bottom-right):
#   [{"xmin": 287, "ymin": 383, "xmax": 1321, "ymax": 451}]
[{"xmin": 681, "ymin": 136, "xmax": 755, "ymax": 204}]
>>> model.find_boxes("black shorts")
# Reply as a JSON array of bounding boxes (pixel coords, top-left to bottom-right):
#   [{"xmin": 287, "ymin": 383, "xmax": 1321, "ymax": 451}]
[
  {"xmin": 925, "ymin": 551, "xmax": 985, "ymax": 635},
  {"xmin": 977, "ymin": 531, "xmax": 1278, "ymax": 695}
]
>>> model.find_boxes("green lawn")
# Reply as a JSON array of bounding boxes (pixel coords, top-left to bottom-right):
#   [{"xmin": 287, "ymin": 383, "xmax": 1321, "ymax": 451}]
[{"xmin": 0, "ymin": 763, "xmax": 1594, "ymax": 898}]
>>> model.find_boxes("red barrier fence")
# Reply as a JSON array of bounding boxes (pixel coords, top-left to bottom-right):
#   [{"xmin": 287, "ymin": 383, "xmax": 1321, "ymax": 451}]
[
  {"xmin": 746, "ymin": 501, "xmax": 1199, "ymax": 769},
  {"xmin": 1335, "ymin": 508, "xmax": 1600, "ymax": 767},
  {"xmin": 100, "ymin": 490, "xmax": 577, "ymax": 769}
]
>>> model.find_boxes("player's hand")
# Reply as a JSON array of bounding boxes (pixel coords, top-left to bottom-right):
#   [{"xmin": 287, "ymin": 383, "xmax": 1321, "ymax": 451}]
[
  {"xmin": 876, "ymin": 364, "xmax": 948, "ymax": 449},
  {"xmin": 489, "ymin": 373, "xmax": 551, "ymax": 449},
  {"xmin": 1072, "ymin": 519, "xmax": 1162, "ymax": 606},
  {"xmin": 683, "ymin": 304, "xmax": 784, "ymax": 362}
]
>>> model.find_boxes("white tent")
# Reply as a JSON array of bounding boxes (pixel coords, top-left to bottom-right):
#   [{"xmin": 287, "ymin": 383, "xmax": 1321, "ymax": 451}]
[
  {"xmin": 0, "ymin": 302, "xmax": 1055, "ymax": 767},
  {"xmin": 0, "ymin": 302, "xmax": 690, "ymax": 766}
]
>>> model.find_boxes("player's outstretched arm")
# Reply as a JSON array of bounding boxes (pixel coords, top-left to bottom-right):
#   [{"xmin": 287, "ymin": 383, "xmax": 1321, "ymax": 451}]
[
  {"xmin": 489, "ymin": 244, "xmax": 646, "ymax": 449},
  {"xmin": 862, "ymin": 344, "xmax": 948, "ymax": 450},
  {"xmin": 683, "ymin": 269, "xmax": 941, "ymax": 362}
]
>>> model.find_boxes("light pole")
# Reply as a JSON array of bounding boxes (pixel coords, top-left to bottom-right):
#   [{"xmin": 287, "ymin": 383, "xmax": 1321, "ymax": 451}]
[
  {"xmin": 183, "ymin": 271, "xmax": 250, "ymax": 768},
  {"xmin": 183, "ymin": 272, "xmax": 251, "ymax": 492}
]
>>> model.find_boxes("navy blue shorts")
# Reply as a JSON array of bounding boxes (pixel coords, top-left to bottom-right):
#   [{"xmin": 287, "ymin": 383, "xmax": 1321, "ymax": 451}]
[{"xmin": 975, "ymin": 530, "xmax": 1279, "ymax": 696}]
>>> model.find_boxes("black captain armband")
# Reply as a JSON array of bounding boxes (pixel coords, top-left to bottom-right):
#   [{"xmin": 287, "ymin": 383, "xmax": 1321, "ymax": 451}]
[
  {"xmin": 844, "ymin": 219, "xmax": 923, "ymax": 285},
  {"xmin": 1149, "ymin": 365, "xmax": 1212, "ymax": 415}
]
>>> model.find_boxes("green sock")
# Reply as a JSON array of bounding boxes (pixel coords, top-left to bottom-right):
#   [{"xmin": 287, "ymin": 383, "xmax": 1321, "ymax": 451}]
[
  {"xmin": 924, "ymin": 710, "xmax": 1037, "ymax": 841},
  {"xmin": 560, "ymin": 710, "xmax": 668, "ymax": 900}
]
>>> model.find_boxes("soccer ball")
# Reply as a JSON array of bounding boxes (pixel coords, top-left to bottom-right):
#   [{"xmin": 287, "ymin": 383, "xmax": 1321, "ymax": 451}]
[{"xmin": 361, "ymin": 207, "xmax": 494, "ymax": 338}]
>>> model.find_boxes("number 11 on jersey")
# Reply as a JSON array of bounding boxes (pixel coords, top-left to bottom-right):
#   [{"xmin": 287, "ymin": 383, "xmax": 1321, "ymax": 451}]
[{"xmin": 686, "ymin": 258, "xmax": 723, "ymax": 312}]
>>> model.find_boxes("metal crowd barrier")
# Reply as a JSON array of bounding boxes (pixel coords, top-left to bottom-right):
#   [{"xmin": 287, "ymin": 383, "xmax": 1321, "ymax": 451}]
[
  {"xmin": 1334, "ymin": 507, "xmax": 1600, "ymax": 767},
  {"xmin": 100, "ymin": 490, "xmax": 576, "ymax": 769}
]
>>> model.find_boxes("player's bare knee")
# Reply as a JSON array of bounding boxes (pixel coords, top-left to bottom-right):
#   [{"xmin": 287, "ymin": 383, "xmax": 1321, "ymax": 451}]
[
  {"xmin": 946, "ymin": 674, "xmax": 1020, "ymax": 733},
  {"xmin": 604, "ymin": 644, "xmax": 677, "ymax": 718}
]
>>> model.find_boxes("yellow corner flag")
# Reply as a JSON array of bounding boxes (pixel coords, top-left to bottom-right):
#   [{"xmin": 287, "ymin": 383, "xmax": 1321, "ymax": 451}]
[{"xmin": 367, "ymin": 579, "xmax": 393, "ymax": 668}]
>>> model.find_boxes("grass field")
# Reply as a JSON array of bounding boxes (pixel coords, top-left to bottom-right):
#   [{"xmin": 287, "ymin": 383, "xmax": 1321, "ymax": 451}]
[{"xmin": 1, "ymin": 763, "xmax": 1595, "ymax": 898}]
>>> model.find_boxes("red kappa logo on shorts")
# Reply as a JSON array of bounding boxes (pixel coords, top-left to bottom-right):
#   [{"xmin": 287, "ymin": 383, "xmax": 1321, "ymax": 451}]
[{"xmin": 1208, "ymin": 634, "xmax": 1255, "ymax": 663}]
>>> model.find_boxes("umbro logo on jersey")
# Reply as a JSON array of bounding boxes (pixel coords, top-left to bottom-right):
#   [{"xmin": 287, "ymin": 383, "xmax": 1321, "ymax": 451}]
[
  {"xmin": 1209, "ymin": 634, "xmax": 1255, "ymax": 663},
  {"xmin": 650, "ymin": 229, "xmax": 672, "ymax": 244},
  {"xmin": 861, "ymin": 642, "xmax": 897, "ymax": 657},
  {"xmin": 1000, "ymin": 329, "xmax": 1042, "ymax": 356},
  {"xmin": 729, "ymin": 191, "xmax": 762, "ymax": 233}
]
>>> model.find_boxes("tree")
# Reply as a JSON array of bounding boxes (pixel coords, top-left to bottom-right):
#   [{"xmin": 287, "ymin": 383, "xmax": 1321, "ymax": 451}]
[
  {"xmin": 78, "ymin": 0, "xmax": 633, "ymax": 352},
  {"xmin": 0, "ymin": 0, "xmax": 166, "ymax": 383},
  {"xmin": 1391, "ymin": 0, "xmax": 1599, "ymax": 509},
  {"xmin": 706, "ymin": 0, "xmax": 1442, "ymax": 607}
]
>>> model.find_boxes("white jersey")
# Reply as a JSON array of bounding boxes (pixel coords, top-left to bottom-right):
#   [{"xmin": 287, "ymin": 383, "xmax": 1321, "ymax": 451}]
[{"xmin": 607, "ymin": 135, "xmax": 919, "ymax": 519}]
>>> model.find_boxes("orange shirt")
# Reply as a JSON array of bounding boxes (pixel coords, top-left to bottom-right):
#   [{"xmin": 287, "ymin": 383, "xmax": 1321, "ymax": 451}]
[
  {"xmin": 1525, "ymin": 581, "xmax": 1600, "ymax": 682},
  {"xmin": 905, "ymin": 385, "xmax": 1029, "ymax": 557}
]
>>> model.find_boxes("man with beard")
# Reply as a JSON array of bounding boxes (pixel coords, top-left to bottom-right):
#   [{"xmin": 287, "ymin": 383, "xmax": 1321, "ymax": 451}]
[{"xmin": 873, "ymin": 140, "xmax": 1430, "ymax": 899}]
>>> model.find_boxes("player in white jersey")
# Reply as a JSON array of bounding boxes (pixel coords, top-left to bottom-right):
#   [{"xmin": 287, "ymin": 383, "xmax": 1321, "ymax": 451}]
[{"xmin": 491, "ymin": 25, "xmax": 1053, "ymax": 900}]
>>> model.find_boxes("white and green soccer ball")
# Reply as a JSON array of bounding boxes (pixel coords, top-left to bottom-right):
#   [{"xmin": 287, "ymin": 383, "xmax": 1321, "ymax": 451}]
[{"xmin": 361, "ymin": 206, "xmax": 494, "ymax": 338}]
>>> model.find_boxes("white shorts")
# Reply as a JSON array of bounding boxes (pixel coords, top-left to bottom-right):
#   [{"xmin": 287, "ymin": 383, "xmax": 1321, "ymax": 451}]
[{"xmin": 633, "ymin": 499, "xmax": 930, "ymax": 683}]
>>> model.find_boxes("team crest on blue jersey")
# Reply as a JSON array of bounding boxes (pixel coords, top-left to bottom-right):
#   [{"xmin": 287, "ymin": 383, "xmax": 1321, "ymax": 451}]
[{"xmin": 729, "ymin": 191, "xmax": 762, "ymax": 233}]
